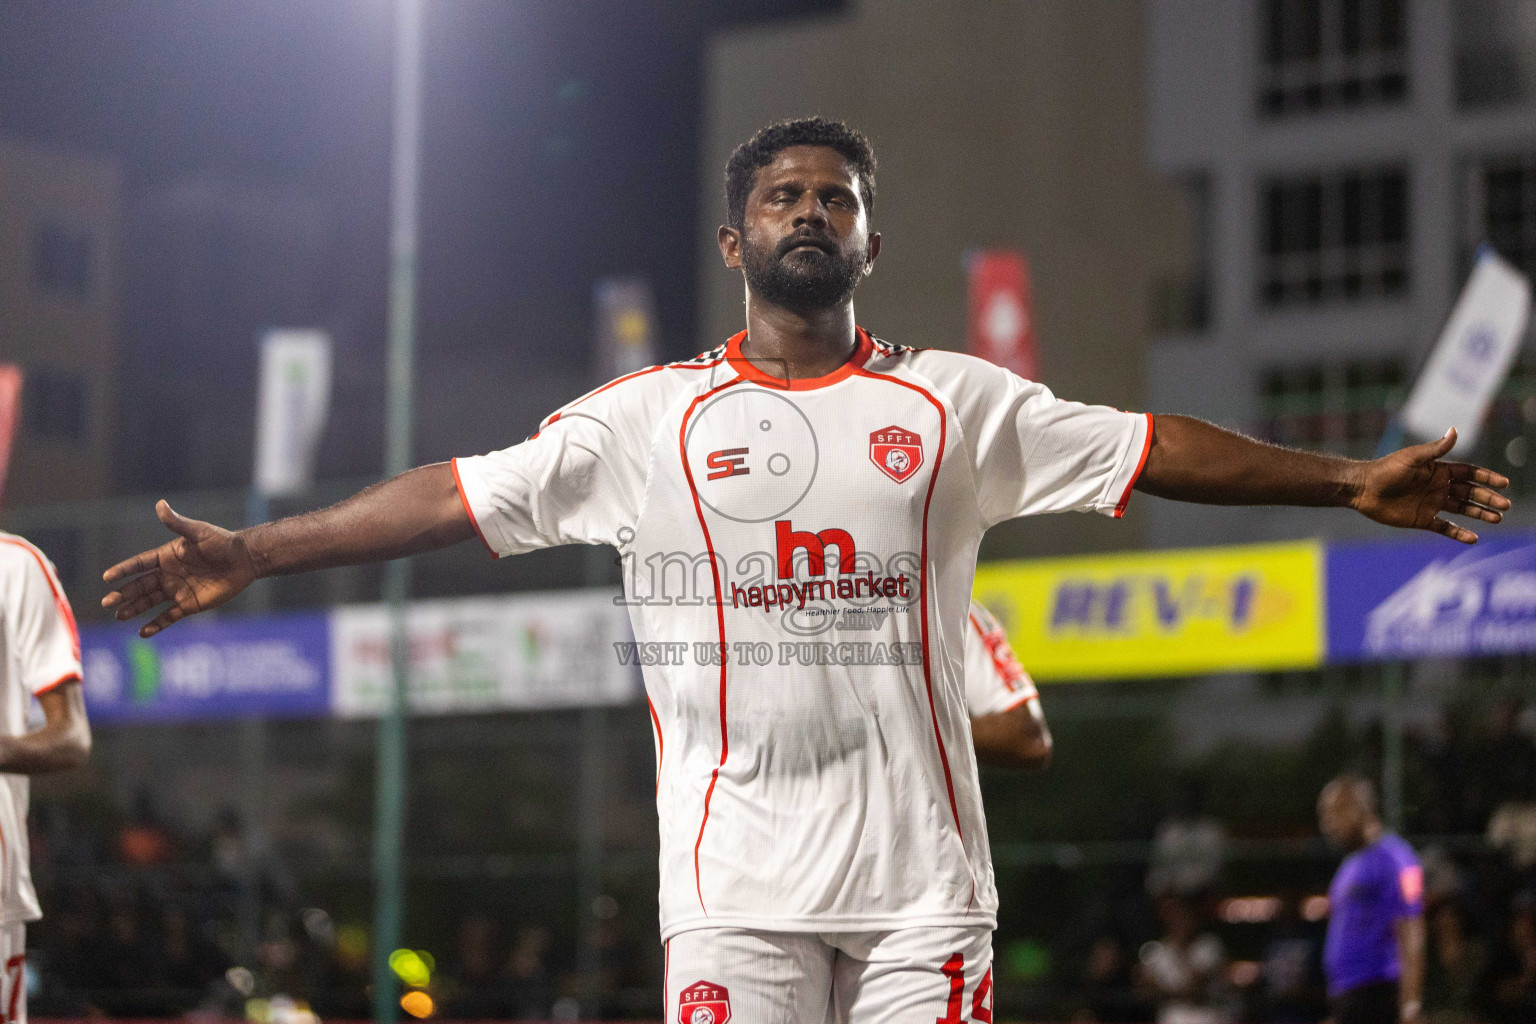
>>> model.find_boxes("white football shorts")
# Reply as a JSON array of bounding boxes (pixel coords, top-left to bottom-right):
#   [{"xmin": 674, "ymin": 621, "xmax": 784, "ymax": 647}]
[{"xmin": 664, "ymin": 925, "xmax": 994, "ymax": 1024}]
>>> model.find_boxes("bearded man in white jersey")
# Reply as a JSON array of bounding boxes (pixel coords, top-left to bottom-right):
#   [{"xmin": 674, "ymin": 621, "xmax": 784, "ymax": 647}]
[
  {"xmin": 0, "ymin": 532, "xmax": 91, "ymax": 1024},
  {"xmin": 103, "ymin": 117, "xmax": 1509, "ymax": 1023}
]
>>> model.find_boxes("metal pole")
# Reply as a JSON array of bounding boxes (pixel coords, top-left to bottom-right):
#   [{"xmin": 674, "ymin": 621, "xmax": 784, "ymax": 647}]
[
  {"xmin": 373, "ymin": 1, "xmax": 423, "ymax": 1021},
  {"xmin": 575, "ymin": 547, "xmax": 610, "ymax": 1005},
  {"xmin": 1382, "ymin": 662, "xmax": 1406, "ymax": 833}
]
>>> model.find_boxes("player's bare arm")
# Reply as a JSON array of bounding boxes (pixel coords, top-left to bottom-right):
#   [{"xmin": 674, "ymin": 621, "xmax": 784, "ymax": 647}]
[
  {"xmin": 103, "ymin": 462, "xmax": 472, "ymax": 637},
  {"xmin": 0, "ymin": 680, "xmax": 90, "ymax": 773},
  {"xmin": 971, "ymin": 700, "xmax": 1052, "ymax": 770},
  {"xmin": 1395, "ymin": 915, "xmax": 1426, "ymax": 1023},
  {"xmin": 1135, "ymin": 416, "xmax": 1511, "ymax": 544}
]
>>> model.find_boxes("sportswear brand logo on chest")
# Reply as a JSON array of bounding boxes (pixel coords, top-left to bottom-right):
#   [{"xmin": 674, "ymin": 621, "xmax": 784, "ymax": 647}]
[
  {"xmin": 678, "ymin": 980, "xmax": 731, "ymax": 1024},
  {"xmin": 870, "ymin": 425, "xmax": 923, "ymax": 483}
]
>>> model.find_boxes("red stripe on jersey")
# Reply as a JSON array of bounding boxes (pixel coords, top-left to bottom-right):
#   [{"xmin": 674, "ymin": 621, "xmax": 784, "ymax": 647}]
[
  {"xmin": 725, "ymin": 328, "xmax": 874, "ymax": 391},
  {"xmin": 528, "ymin": 353, "xmax": 726, "ymax": 439},
  {"xmin": 450, "ymin": 458, "xmax": 500, "ymax": 558},
  {"xmin": 969, "ymin": 611, "xmax": 1033, "ymax": 697},
  {"xmin": 850, "ymin": 365, "xmax": 965, "ymax": 844},
  {"xmin": 1113, "ymin": 413, "xmax": 1155, "ymax": 518},
  {"xmin": 0, "ymin": 536, "xmax": 80, "ymax": 662},
  {"xmin": 647, "ymin": 696, "xmax": 664, "ymax": 794},
  {"xmin": 678, "ymin": 374, "xmax": 746, "ymax": 913}
]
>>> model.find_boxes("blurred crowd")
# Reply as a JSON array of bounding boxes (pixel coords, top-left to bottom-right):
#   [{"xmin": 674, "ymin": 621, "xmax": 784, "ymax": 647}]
[
  {"xmin": 27, "ymin": 794, "xmax": 651, "ymax": 1021},
  {"xmin": 1073, "ymin": 700, "xmax": 1536, "ymax": 1024}
]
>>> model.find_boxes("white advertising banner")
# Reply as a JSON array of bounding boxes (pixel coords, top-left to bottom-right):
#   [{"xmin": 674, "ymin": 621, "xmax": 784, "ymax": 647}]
[
  {"xmin": 253, "ymin": 329, "xmax": 332, "ymax": 497},
  {"xmin": 1399, "ymin": 248, "xmax": 1532, "ymax": 453},
  {"xmin": 330, "ymin": 589, "xmax": 638, "ymax": 718}
]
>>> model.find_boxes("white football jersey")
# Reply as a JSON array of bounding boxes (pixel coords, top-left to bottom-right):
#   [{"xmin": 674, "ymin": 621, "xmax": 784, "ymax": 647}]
[
  {"xmin": 0, "ymin": 533, "xmax": 81, "ymax": 924},
  {"xmin": 963, "ymin": 599, "xmax": 1040, "ymax": 718},
  {"xmin": 455, "ymin": 329, "xmax": 1150, "ymax": 940}
]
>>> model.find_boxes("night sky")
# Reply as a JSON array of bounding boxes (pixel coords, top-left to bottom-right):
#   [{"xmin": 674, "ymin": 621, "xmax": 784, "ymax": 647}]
[{"xmin": 0, "ymin": 0, "xmax": 840, "ymax": 490}]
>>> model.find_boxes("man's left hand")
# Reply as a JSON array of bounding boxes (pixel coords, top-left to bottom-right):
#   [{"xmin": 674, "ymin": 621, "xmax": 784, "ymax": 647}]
[{"xmin": 1353, "ymin": 429, "xmax": 1512, "ymax": 544}]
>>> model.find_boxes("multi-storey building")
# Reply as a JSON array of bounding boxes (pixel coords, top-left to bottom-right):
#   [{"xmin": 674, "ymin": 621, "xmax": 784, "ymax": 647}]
[
  {"xmin": 1147, "ymin": 0, "xmax": 1536, "ymax": 546},
  {"xmin": 0, "ymin": 137, "xmax": 119, "ymax": 510}
]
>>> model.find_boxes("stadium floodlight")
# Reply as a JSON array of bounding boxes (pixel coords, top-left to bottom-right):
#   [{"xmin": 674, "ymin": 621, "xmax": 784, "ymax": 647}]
[{"xmin": 373, "ymin": 1, "xmax": 423, "ymax": 1023}]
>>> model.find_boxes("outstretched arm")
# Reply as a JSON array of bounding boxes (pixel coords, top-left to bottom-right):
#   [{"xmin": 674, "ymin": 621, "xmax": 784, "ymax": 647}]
[
  {"xmin": 103, "ymin": 462, "xmax": 473, "ymax": 637},
  {"xmin": 1135, "ymin": 416, "xmax": 1511, "ymax": 544},
  {"xmin": 0, "ymin": 681, "xmax": 91, "ymax": 773}
]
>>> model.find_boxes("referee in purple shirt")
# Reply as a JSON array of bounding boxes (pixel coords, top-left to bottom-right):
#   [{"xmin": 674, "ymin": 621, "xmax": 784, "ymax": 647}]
[{"xmin": 1317, "ymin": 775, "xmax": 1426, "ymax": 1024}]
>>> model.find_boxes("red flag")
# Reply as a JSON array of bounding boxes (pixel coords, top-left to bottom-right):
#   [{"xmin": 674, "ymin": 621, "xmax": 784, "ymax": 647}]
[
  {"xmin": 966, "ymin": 250, "xmax": 1039, "ymax": 380},
  {"xmin": 0, "ymin": 366, "xmax": 21, "ymax": 510}
]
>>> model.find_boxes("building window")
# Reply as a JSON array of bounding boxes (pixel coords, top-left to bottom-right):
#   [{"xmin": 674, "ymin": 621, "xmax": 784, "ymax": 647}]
[
  {"xmin": 32, "ymin": 220, "xmax": 94, "ymax": 299},
  {"xmin": 23, "ymin": 370, "xmax": 86, "ymax": 442},
  {"xmin": 1259, "ymin": 358, "xmax": 1405, "ymax": 459},
  {"xmin": 1468, "ymin": 153, "xmax": 1536, "ymax": 283},
  {"xmin": 1455, "ymin": 0, "xmax": 1536, "ymax": 108},
  {"xmin": 1260, "ymin": 0, "xmax": 1408, "ymax": 117},
  {"xmin": 1261, "ymin": 168, "xmax": 1409, "ymax": 307}
]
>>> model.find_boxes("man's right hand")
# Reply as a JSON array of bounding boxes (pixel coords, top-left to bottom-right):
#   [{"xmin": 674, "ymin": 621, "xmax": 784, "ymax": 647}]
[{"xmin": 102, "ymin": 500, "xmax": 259, "ymax": 637}]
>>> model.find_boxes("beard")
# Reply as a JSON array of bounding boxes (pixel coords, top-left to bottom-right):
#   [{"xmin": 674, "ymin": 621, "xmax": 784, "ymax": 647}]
[{"xmin": 740, "ymin": 231, "xmax": 867, "ymax": 314}]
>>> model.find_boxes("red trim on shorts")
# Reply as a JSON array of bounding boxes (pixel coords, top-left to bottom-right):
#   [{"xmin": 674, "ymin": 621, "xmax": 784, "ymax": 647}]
[
  {"xmin": 647, "ymin": 696, "xmax": 664, "ymax": 794},
  {"xmin": 851, "ymin": 365, "xmax": 963, "ymax": 842},
  {"xmin": 678, "ymin": 374, "xmax": 746, "ymax": 913},
  {"xmin": 450, "ymin": 458, "xmax": 499, "ymax": 558},
  {"xmin": 1113, "ymin": 413, "xmax": 1154, "ymax": 518},
  {"xmin": 0, "ymin": 537, "xmax": 80, "ymax": 660},
  {"xmin": 5, "ymin": 952, "xmax": 22, "ymax": 1023},
  {"xmin": 725, "ymin": 327, "xmax": 874, "ymax": 390}
]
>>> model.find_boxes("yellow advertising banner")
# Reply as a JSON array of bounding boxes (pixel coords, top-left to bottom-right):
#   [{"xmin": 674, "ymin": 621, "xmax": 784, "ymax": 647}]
[{"xmin": 972, "ymin": 541, "xmax": 1324, "ymax": 682}]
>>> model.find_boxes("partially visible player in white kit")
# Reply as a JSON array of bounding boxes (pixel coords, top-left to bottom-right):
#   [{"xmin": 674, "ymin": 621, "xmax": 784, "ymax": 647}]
[
  {"xmin": 964, "ymin": 599, "xmax": 1051, "ymax": 770},
  {"xmin": 103, "ymin": 118, "xmax": 1510, "ymax": 1024},
  {"xmin": 0, "ymin": 532, "xmax": 92, "ymax": 1024}
]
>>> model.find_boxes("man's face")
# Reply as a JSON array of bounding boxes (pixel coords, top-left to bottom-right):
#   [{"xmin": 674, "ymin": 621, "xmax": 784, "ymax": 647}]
[
  {"xmin": 721, "ymin": 145, "xmax": 879, "ymax": 314},
  {"xmin": 1317, "ymin": 784, "xmax": 1364, "ymax": 848}
]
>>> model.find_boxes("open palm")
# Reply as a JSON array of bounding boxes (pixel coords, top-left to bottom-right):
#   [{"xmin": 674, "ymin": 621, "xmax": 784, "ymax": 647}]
[
  {"xmin": 1355, "ymin": 429, "xmax": 1512, "ymax": 544},
  {"xmin": 101, "ymin": 500, "xmax": 258, "ymax": 637}
]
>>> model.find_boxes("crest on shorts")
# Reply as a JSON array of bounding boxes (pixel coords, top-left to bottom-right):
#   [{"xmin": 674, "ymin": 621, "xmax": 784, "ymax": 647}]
[
  {"xmin": 870, "ymin": 426, "xmax": 923, "ymax": 483},
  {"xmin": 678, "ymin": 980, "xmax": 731, "ymax": 1024}
]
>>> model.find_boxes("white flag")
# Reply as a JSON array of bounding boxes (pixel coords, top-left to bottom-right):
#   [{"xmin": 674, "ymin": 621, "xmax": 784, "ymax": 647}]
[
  {"xmin": 253, "ymin": 329, "xmax": 332, "ymax": 497},
  {"xmin": 1399, "ymin": 248, "xmax": 1532, "ymax": 453}
]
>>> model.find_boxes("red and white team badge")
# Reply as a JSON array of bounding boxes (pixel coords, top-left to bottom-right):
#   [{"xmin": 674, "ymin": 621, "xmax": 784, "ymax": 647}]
[
  {"xmin": 678, "ymin": 980, "xmax": 731, "ymax": 1024},
  {"xmin": 870, "ymin": 426, "xmax": 923, "ymax": 483}
]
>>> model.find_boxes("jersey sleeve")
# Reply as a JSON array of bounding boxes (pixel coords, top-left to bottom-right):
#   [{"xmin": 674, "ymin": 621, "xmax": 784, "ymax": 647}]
[
  {"xmin": 1389, "ymin": 847, "xmax": 1425, "ymax": 919},
  {"xmin": 2, "ymin": 543, "xmax": 82, "ymax": 695},
  {"xmin": 946, "ymin": 357, "xmax": 1151, "ymax": 528},
  {"xmin": 452, "ymin": 378, "xmax": 652, "ymax": 557},
  {"xmin": 963, "ymin": 600, "xmax": 1039, "ymax": 718}
]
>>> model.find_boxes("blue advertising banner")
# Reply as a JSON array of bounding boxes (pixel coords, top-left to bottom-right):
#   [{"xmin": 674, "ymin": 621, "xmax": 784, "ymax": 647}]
[
  {"xmin": 1326, "ymin": 533, "xmax": 1536, "ymax": 663},
  {"xmin": 80, "ymin": 612, "xmax": 331, "ymax": 723}
]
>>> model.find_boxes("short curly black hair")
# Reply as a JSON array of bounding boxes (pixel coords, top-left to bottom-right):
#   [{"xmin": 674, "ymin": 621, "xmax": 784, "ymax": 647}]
[{"xmin": 724, "ymin": 117, "xmax": 877, "ymax": 231}]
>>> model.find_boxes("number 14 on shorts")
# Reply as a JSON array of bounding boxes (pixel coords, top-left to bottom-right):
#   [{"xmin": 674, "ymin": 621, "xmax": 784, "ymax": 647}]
[{"xmin": 938, "ymin": 954, "xmax": 992, "ymax": 1024}]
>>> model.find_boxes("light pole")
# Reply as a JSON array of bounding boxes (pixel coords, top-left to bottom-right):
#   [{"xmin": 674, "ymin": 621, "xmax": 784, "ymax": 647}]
[{"xmin": 373, "ymin": 0, "xmax": 423, "ymax": 1021}]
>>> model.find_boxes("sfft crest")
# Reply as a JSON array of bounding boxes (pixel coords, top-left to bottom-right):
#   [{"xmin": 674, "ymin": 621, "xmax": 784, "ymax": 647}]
[
  {"xmin": 870, "ymin": 426, "xmax": 923, "ymax": 483},
  {"xmin": 678, "ymin": 980, "xmax": 731, "ymax": 1024}
]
